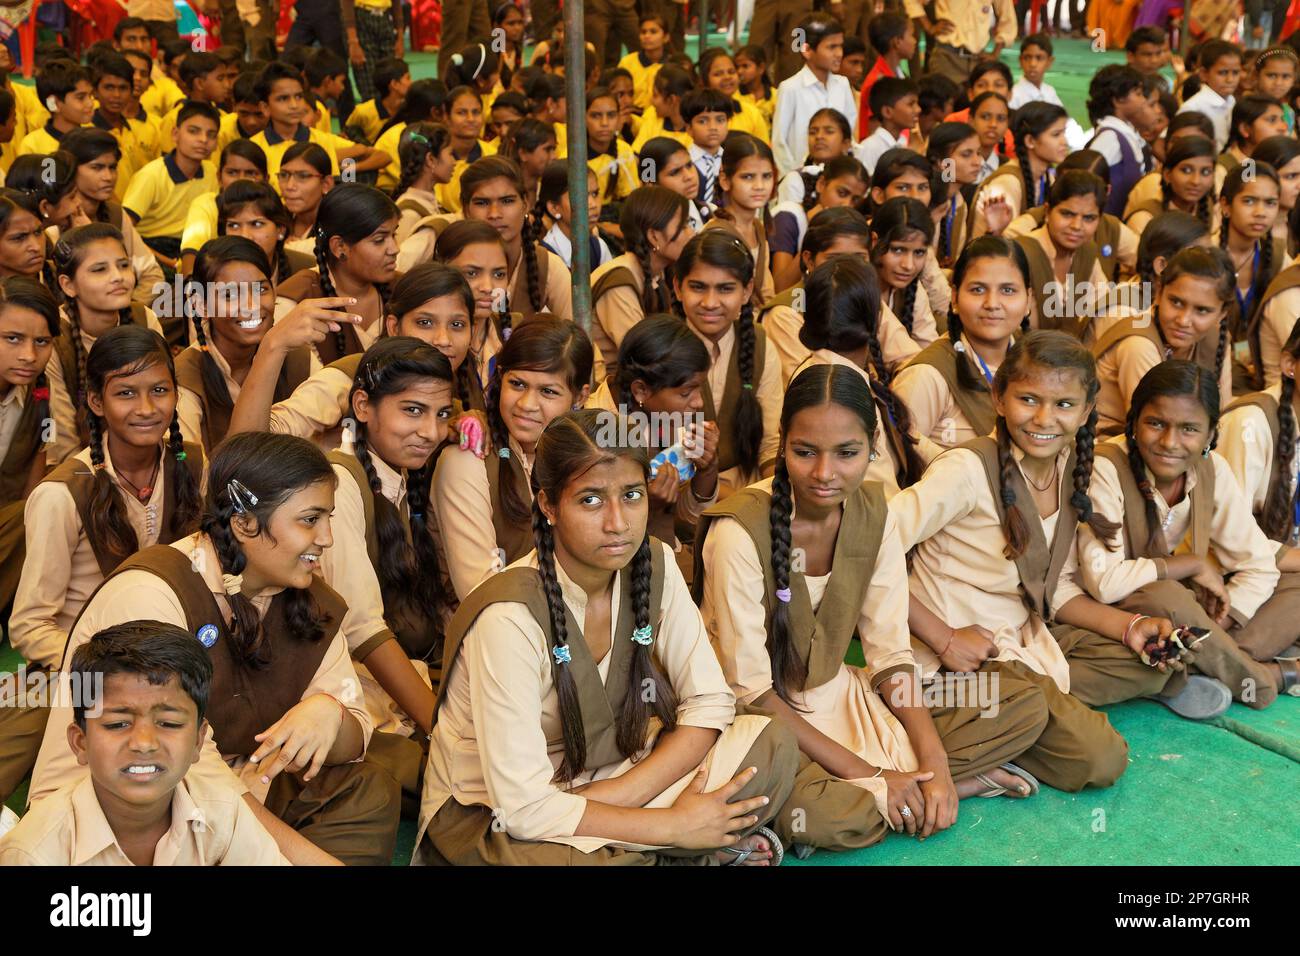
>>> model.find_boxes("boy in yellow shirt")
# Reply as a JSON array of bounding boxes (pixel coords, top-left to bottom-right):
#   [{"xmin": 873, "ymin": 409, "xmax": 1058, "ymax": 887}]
[
  {"xmin": 305, "ymin": 48, "xmax": 350, "ymax": 134},
  {"xmin": 0, "ymin": 44, "xmax": 48, "ymax": 176},
  {"xmin": 157, "ymin": 52, "xmax": 234, "ymax": 146},
  {"xmin": 140, "ymin": 40, "xmax": 190, "ymax": 119},
  {"xmin": 251, "ymin": 62, "xmax": 385, "ymax": 187},
  {"xmin": 219, "ymin": 72, "xmax": 271, "ymax": 152},
  {"xmin": 111, "ymin": 16, "xmax": 153, "ymax": 57},
  {"xmin": 119, "ymin": 48, "xmax": 162, "ymax": 164},
  {"xmin": 0, "ymin": 623, "xmax": 291, "ymax": 867},
  {"xmin": 86, "ymin": 52, "xmax": 149, "ymax": 202},
  {"xmin": 122, "ymin": 100, "xmax": 220, "ymax": 271},
  {"xmin": 344, "ymin": 57, "xmax": 410, "ymax": 145},
  {"xmin": 17, "ymin": 61, "xmax": 94, "ymax": 156}
]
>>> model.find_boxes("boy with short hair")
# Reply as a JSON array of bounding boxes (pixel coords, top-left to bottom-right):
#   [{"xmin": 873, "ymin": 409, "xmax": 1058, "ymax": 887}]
[
  {"xmin": 17, "ymin": 61, "xmax": 93, "ymax": 156},
  {"xmin": 0, "ymin": 44, "xmax": 48, "ymax": 176},
  {"xmin": 0, "ymin": 623, "xmax": 290, "ymax": 866},
  {"xmin": 345, "ymin": 57, "xmax": 410, "ymax": 145},
  {"xmin": 220, "ymin": 71, "xmax": 270, "ymax": 151},
  {"xmin": 119, "ymin": 48, "xmax": 162, "ymax": 163},
  {"xmin": 251, "ymin": 61, "xmax": 385, "ymax": 186},
  {"xmin": 857, "ymin": 11, "xmax": 913, "ymax": 138},
  {"xmin": 856, "ymin": 76, "xmax": 918, "ymax": 174},
  {"xmin": 141, "ymin": 39, "xmax": 191, "ymax": 120},
  {"xmin": 682, "ymin": 88, "xmax": 733, "ymax": 206},
  {"xmin": 122, "ymin": 100, "xmax": 220, "ymax": 269},
  {"xmin": 112, "ymin": 16, "xmax": 152, "ymax": 55},
  {"xmin": 212, "ymin": 46, "xmax": 244, "ymax": 111},
  {"xmin": 306, "ymin": 48, "xmax": 350, "ymax": 133},
  {"xmin": 1125, "ymin": 26, "xmax": 1174, "ymax": 92},
  {"xmin": 89, "ymin": 53, "xmax": 150, "ymax": 200},
  {"xmin": 772, "ymin": 12, "xmax": 857, "ymax": 177},
  {"xmin": 1087, "ymin": 64, "xmax": 1158, "ymax": 215},
  {"xmin": 158, "ymin": 52, "xmax": 234, "ymax": 146},
  {"xmin": 1179, "ymin": 39, "xmax": 1243, "ymax": 151},
  {"xmin": 1009, "ymin": 33, "xmax": 1062, "ymax": 109},
  {"xmin": 839, "ymin": 36, "xmax": 869, "ymax": 93}
]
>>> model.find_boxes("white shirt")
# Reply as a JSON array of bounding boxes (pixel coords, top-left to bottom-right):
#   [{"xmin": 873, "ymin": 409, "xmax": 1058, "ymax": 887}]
[
  {"xmin": 541, "ymin": 222, "xmax": 611, "ymax": 271},
  {"xmin": 1179, "ymin": 86, "xmax": 1235, "ymax": 152},
  {"xmin": 855, "ymin": 125, "xmax": 906, "ymax": 175},
  {"xmin": 771, "ymin": 66, "xmax": 858, "ymax": 178},
  {"xmin": 777, "ymin": 164, "xmax": 820, "ymax": 206},
  {"xmin": 1089, "ymin": 115, "xmax": 1149, "ymax": 172},
  {"xmin": 690, "ymin": 143, "xmax": 724, "ymax": 204},
  {"xmin": 976, "ymin": 149, "xmax": 1001, "ymax": 184}
]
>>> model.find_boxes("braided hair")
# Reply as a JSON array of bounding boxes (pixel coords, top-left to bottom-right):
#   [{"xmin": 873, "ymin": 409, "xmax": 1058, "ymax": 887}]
[
  {"xmin": 530, "ymin": 409, "xmax": 678, "ymax": 781},
  {"xmin": 802, "ymin": 254, "xmax": 926, "ymax": 487},
  {"xmin": 869, "ymin": 197, "xmax": 934, "ymax": 337},
  {"xmin": 1220, "ymin": 161, "xmax": 1280, "ymax": 338},
  {"xmin": 215, "ymin": 180, "xmax": 294, "ymax": 285},
  {"xmin": 1123, "ymin": 360, "xmax": 1220, "ymax": 554},
  {"xmin": 611, "ymin": 315, "xmax": 711, "ymax": 436},
  {"xmin": 674, "ymin": 229, "xmax": 764, "ymax": 475},
  {"xmin": 314, "ymin": 183, "xmax": 400, "ymax": 358},
  {"xmin": 1009, "ymin": 102, "xmax": 1067, "ymax": 210},
  {"xmin": 59, "ymin": 129, "xmax": 122, "ymax": 222},
  {"xmin": 946, "ymin": 237, "xmax": 1033, "ymax": 394},
  {"xmin": 1160, "ymin": 135, "xmax": 1216, "ymax": 229},
  {"xmin": 925, "ymin": 123, "xmax": 980, "ymax": 260},
  {"xmin": 1157, "ymin": 246, "xmax": 1236, "ymax": 384},
  {"xmin": 391, "ymin": 121, "xmax": 452, "ymax": 203},
  {"xmin": 486, "ymin": 318, "xmax": 594, "ymax": 526},
  {"xmin": 1253, "ymin": 135, "xmax": 1300, "ymax": 257},
  {"xmin": 460, "ymin": 155, "xmax": 544, "ymax": 315},
  {"xmin": 84, "ymin": 326, "xmax": 201, "ymax": 568},
  {"xmin": 435, "ymin": 218, "xmax": 512, "ymax": 346},
  {"xmin": 201, "ymin": 432, "xmax": 336, "ymax": 667},
  {"xmin": 991, "ymin": 330, "xmax": 1120, "ymax": 559},
  {"xmin": 1266, "ymin": 321, "xmax": 1300, "ymax": 541},
  {"xmin": 385, "ymin": 262, "xmax": 477, "ymax": 407},
  {"xmin": 348, "ymin": 336, "xmax": 452, "ymax": 628},
  {"xmin": 1134, "ymin": 211, "xmax": 1208, "ymax": 293},
  {"xmin": 7, "ymin": 151, "xmax": 79, "ymax": 222},
  {"xmin": 619, "ymin": 186, "xmax": 690, "ymax": 315},
  {"xmin": 767, "ymin": 365, "xmax": 879, "ymax": 704}
]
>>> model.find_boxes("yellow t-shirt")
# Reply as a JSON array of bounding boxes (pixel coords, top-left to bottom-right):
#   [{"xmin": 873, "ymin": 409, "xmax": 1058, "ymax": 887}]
[
  {"xmin": 557, "ymin": 137, "xmax": 639, "ymax": 203},
  {"xmin": 217, "ymin": 111, "xmax": 251, "ymax": 153},
  {"xmin": 374, "ymin": 120, "xmax": 405, "ymax": 192},
  {"xmin": 1, "ymin": 82, "xmax": 48, "ymax": 174},
  {"xmin": 140, "ymin": 75, "xmax": 185, "ymax": 120},
  {"xmin": 158, "ymin": 102, "xmax": 232, "ymax": 151},
  {"xmin": 16, "ymin": 123, "xmax": 87, "ymax": 158},
  {"xmin": 344, "ymin": 98, "xmax": 388, "ymax": 146},
  {"xmin": 436, "ymin": 139, "xmax": 498, "ymax": 214},
  {"xmin": 730, "ymin": 94, "xmax": 770, "ymax": 143},
  {"xmin": 251, "ymin": 125, "xmax": 350, "ymax": 190},
  {"xmin": 738, "ymin": 90, "xmax": 776, "ymax": 130},
  {"xmin": 631, "ymin": 107, "xmax": 692, "ymax": 154},
  {"xmin": 122, "ymin": 152, "xmax": 218, "ymax": 240},
  {"xmin": 618, "ymin": 52, "xmax": 663, "ymax": 112},
  {"xmin": 179, "ymin": 191, "xmax": 218, "ymax": 256}
]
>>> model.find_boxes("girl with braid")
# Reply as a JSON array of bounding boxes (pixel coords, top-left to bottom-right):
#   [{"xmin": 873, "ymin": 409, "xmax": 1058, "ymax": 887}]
[
  {"xmin": 416, "ymin": 408, "xmax": 798, "ymax": 867},
  {"xmin": 0, "ymin": 191, "xmax": 56, "ymax": 288},
  {"xmin": 1092, "ymin": 247, "xmax": 1235, "ymax": 435},
  {"xmin": 497, "ymin": 118, "xmax": 559, "ymax": 205},
  {"xmin": 47, "ymin": 223, "xmax": 165, "ymax": 466},
  {"xmin": 894, "ymin": 237, "xmax": 1031, "ymax": 453},
  {"xmin": 319, "ymin": 337, "xmax": 456, "ymax": 803},
  {"xmin": 590, "ymin": 185, "xmax": 692, "ymax": 378},
  {"xmin": 29, "ymin": 432, "xmax": 402, "ymax": 866},
  {"xmin": 435, "ymin": 220, "xmax": 514, "ymax": 398},
  {"xmin": 703, "ymin": 132, "xmax": 776, "ymax": 307},
  {"xmin": 6, "ymin": 326, "xmax": 203, "ymax": 803},
  {"xmin": 891, "ymin": 331, "xmax": 1176, "ymax": 791},
  {"xmin": 869, "ymin": 197, "xmax": 940, "ymax": 349},
  {"xmin": 1252, "ymin": 136, "xmax": 1300, "ymax": 259},
  {"xmin": 1097, "ymin": 211, "xmax": 1211, "ymax": 330},
  {"xmin": 275, "ymin": 183, "xmax": 402, "ymax": 368},
  {"xmin": 176, "ymin": 237, "xmax": 319, "ymax": 454},
  {"xmin": 460, "ymin": 156, "xmax": 573, "ymax": 323},
  {"xmin": 1124, "ymin": 136, "xmax": 1219, "ymax": 238},
  {"xmin": 216, "ymin": 181, "xmax": 317, "ymax": 287},
  {"xmin": 790, "ymin": 255, "xmax": 933, "ymax": 495},
  {"xmin": 431, "ymin": 318, "xmax": 593, "ymax": 603},
  {"xmin": 769, "ymin": 154, "xmax": 869, "ymax": 294},
  {"xmin": 925, "ymin": 122, "xmax": 982, "ymax": 270},
  {"xmin": 971, "ymin": 102, "xmax": 1070, "ymax": 239},
  {"xmin": 698, "ymin": 366, "xmax": 1058, "ymax": 854},
  {"xmin": 1080, "ymin": 361, "xmax": 1296, "ymax": 708},
  {"xmin": 390, "ymin": 122, "xmax": 455, "ymax": 244},
  {"xmin": 673, "ymin": 231, "xmax": 781, "ymax": 497},
  {"xmin": 1217, "ymin": 163, "xmax": 1291, "ymax": 392},
  {"xmin": 537, "ymin": 160, "xmax": 613, "ymax": 273}
]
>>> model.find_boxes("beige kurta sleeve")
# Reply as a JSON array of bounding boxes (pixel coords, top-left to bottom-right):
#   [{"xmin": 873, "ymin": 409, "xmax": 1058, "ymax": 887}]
[
  {"xmin": 878, "ymin": 301, "xmax": 923, "ymax": 371},
  {"xmin": 1076, "ymin": 452, "xmax": 1163, "ymax": 604},
  {"xmin": 177, "ymin": 386, "xmax": 204, "ymax": 447},
  {"xmin": 44, "ymin": 348, "xmax": 80, "ymax": 466},
  {"xmin": 1114, "ymin": 218, "xmax": 1139, "ymax": 273},
  {"xmin": 123, "ymin": 214, "xmax": 166, "ymax": 311},
  {"xmin": 8, "ymin": 482, "xmax": 83, "ymax": 670},
  {"xmin": 1259, "ymin": 286, "xmax": 1300, "ymax": 389},
  {"xmin": 857, "ymin": 510, "xmax": 918, "ymax": 685},
  {"xmin": 972, "ymin": 174, "xmax": 1026, "ymax": 239},
  {"xmin": 757, "ymin": 341, "xmax": 782, "ymax": 468},
  {"xmin": 920, "ymin": 248, "xmax": 951, "ymax": 318},
  {"xmin": 320, "ymin": 464, "xmax": 397, "ymax": 661},
  {"xmin": 1208, "ymin": 453, "xmax": 1281, "ymax": 619},
  {"xmin": 543, "ymin": 250, "xmax": 574, "ymax": 320},
  {"xmin": 267, "ymin": 366, "xmax": 351, "ymax": 437},
  {"xmin": 700, "ymin": 515, "xmax": 778, "ymax": 705},
  {"xmin": 763, "ymin": 303, "xmax": 810, "ymax": 387},
  {"xmin": 28, "ymin": 570, "xmax": 244, "ymax": 806},
  {"xmin": 299, "ymin": 627, "xmax": 375, "ymax": 757},
  {"xmin": 593, "ymin": 283, "xmax": 645, "ymax": 352},
  {"xmin": 891, "ymin": 362, "xmax": 970, "ymax": 448},
  {"xmin": 220, "ymin": 792, "xmax": 294, "ymax": 865},
  {"xmin": 888, "ymin": 447, "xmax": 984, "ymax": 549},
  {"xmin": 430, "ymin": 444, "xmax": 502, "ymax": 600},
  {"xmin": 1216, "ymin": 402, "xmax": 1275, "ymax": 514}
]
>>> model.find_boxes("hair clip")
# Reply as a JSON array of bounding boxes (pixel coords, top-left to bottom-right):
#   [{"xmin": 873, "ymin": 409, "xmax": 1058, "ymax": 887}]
[
  {"xmin": 953, "ymin": 340, "xmax": 966, "ymax": 353},
  {"xmin": 552, "ymin": 644, "xmax": 571, "ymax": 665},
  {"xmin": 175, "ymin": 450, "xmax": 187, "ymax": 461},
  {"xmin": 631, "ymin": 625, "xmax": 653, "ymax": 646},
  {"xmin": 742, "ymin": 382, "xmax": 754, "ymax": 390},
  {"xmin": 91, "ymin": 460, "xmax": 107, "ymax": 472},
  {"xmin": 775, "ymin": 587, "xmax": 792, "ymax": 604},
  {"xmin": 498, "ymin": 447, "xmax": 511, "ymax": 459},
  {"xmin": 221, "ymin": 572, "xmax": 243, "ymax": 596},
  {"xmin": 407, "ymin": 131, "xmax": 430, "ymax": 146},
  {"xmin": 226, "ymin": 479, "xmax": 259, "ymax": 514}
]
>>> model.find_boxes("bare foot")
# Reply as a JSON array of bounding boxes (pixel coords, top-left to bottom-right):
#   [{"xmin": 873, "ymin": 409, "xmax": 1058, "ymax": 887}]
[
  {"xmin": 957, "ymin": 767, "xmax": 1033, "ymax": 799},
  {"xmin": 715, "ymin": 832, "xmax": 775, "ymax": 866}
]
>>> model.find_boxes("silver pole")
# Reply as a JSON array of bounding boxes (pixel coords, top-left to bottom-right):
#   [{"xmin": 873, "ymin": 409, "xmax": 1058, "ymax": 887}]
[
  {"xmin": 564, "ymin": 0, "xmax": 590, "ymax": 332},
  {"xmin": 699, "ymin": 0, "xmax": 710, "ymax": 54}
]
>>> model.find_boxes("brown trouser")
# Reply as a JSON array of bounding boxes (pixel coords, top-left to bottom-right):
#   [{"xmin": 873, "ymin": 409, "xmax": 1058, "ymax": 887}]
[
  {"xmin": 218, "ymin": 0, "xmax": 277, "ymax": 61},
  {"xmin": 927, "ymin": 43, "xmax": 982, "ymax": 88},
  {"xmin": 264, "ymin": 756, "xmax": 402, "ymax": 866},
  {"xmin": 438, "ymin": 0, "xmax": 491, "ymax": 71},
  {"xmin": 363, "ymin": 729, "xmax": 426, "ymax": 819},
  {"xmin": 993, "ymin": 660, "xmax": 1130, "ymax": 791},
  {"xmin": 586, "ymin": 0, "xmax": 642, "ymax": 71},
  {"xmin": 749, "ymin": 0, "xmax": 814, "ymax": 83},
  {"xmin": 1233, "ymin": 570, "xmax": 1300, "ymax": 663},
  {"xmin": 1054, "ymin": 619, "xmax": 1176, "ymax": 707},
  {"xmin": 1112, "ymin": 579, "xmax": 1280, "ymax": 709},
  {"xmin": 0, "ymin": 499, "xmax": 25, "ymax": 611},
  {"xmin": 762, "ymin": 665, "xmax": 1048, "ymax": 853},
  {"xmin": 418, "ymin": 717, "xmax": 800, "ymax": 865},
  {"xmin": 0, "ymin": 696, "xmax": 48, "ymax": 805},
  {"xmin": 833, "ymin": 0, "xmax": 875, "ymax": 47}
]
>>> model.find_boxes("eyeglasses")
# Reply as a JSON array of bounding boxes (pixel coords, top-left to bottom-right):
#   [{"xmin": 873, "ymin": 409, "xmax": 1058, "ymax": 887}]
[{"xmin": 276, "ymin": 170, "xmax": 322, "ymax": 184}]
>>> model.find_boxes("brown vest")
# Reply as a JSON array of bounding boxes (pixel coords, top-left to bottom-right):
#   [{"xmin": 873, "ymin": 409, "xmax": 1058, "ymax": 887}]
[
  {"xmin": 1022, "ymin": 206, "xmax": 1122, "ymax": 281},
  {"xmin": 509, "ymin": 243, "xmax": 552, "ymax": 322},
  {"xmin": 692, "ymin": 482, "xmax": 888, "ymax": 693},
  {"xmin": 0, "ymin": 384, "xmax": 48, "ymax": 505},
  {"xmin": 277, "ymin": 269, "xmax": 405, "ymax": 365},
  {"xmin": 758, "ymin": 281, "xmax": 800, "ymax": 320},
  {"xmin": 590, "ymin": 264, "xmax": 640, "ymax": 309},
  {"xmin": 327, "ymin": 449, "xmax": 440, "ymax": 661},
  {"xmin": 703, "ymin": 326, "xmax": 769, "ymax": 474},
  {"xmin": 906, "ymin": 338, "xmax": 997, "ymax": 438},
  {"xmin": 396, "ymin": 194, "xmax": 439, "ymax": 220},
  {"xmin": 1244, "ymin": 261, "xmax": 1300, "ymax": 393},
  {"xmin": 1223, "ymin": 391, "xmax": 1290, "ymax": 541},
  {"xmin": 1014, "ymin": 233, "xmax": 1100, "ymax": 340},
  {"xmin": 174, "ymin": 345, "xmax": 313, "ymax": 452},
  {"xmin": 435, "ymin": 540, "xmax": 667, "ymax": 773},
  {"xmin": 966, "ymin": 436, "xmax": 1080, "ymax": 621},
  {"xmin": 81, "ymin": 544, "xmax": 346, "ymax": 758},
  {"xmin": 1094, "ymin": 440, "xmax": 1214, "ymax": 558},
  {"xmin": 40, "ymin": 442, "xmax": 204, "ymax": 576},
  {"xmin": 53, "ymin": 301, "xmax": 153, "ymax": 450},
  {"xmin": 484, "ymin": 444, "xmax": 536, "ymax": 564}
]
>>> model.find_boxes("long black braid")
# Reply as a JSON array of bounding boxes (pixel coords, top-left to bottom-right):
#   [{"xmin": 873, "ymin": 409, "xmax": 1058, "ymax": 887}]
[{"xmin": 766, "ymin": 456, "xmax": 808, "ymax": 705}]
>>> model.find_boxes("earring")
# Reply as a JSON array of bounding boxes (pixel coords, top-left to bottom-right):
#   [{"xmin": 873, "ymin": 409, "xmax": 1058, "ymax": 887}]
[{"xmin": 1202, "ymin": 446, "xmax": 1210, "ymax": 458}]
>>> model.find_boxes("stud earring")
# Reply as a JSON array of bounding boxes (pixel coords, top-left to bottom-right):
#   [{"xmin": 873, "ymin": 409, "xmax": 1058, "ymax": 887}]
[{"xmin": 1202, "ymin": 446, "xmax": 1210, "ymax": 458}]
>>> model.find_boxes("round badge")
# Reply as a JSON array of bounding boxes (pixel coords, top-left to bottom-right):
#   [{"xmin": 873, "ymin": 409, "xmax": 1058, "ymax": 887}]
[
  {"xmin": 197, "ymin": 624, "xmax": 219, "ymax": 648},
  {"xmin": 1101, "ymin": 244, "xmax": 1113, "ymax": 257}
]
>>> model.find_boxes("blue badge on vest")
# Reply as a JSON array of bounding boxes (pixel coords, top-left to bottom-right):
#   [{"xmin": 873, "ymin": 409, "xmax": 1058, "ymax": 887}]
[
  {"xmin": 197, "ymin": 624, "xmax": 219, "ymax": 648},
  {"xmin": 1101, "ymin": 244, "xmax": 1113, "ymax": 257}
]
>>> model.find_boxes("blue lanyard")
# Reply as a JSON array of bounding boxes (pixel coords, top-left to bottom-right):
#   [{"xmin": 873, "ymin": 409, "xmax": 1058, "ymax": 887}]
[
  {"xmin": 1037, "ymin": 173, "xmax": 1049, "ymax": 206},
  {"xmin": 969, "ymin": 341, "xmax": 995, "ymax": 385},
  {"xmin": 944, "ymin": 197, "xmax": 957, "ymax": 257},
  {"xmin": 1234, "ymin": 243, "xmax": 1261, "ymax": 318}
]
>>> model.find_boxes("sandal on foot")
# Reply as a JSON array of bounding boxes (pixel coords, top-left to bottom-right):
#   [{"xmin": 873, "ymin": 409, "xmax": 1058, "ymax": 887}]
[
  {"xmin": 721, "ymin": 825, "xmax": 784, "ymax": 866},
  {"xmin": 1146, "ymin": 674, "xmax": 1232, "ymax": 719},
  {"xmin": 972, "ymin": 762, "xmax": 1040, "ymax": 798},
  {"xmin": 1276, "ymin": 658, "xmax": 1300, "ymax": 697}
]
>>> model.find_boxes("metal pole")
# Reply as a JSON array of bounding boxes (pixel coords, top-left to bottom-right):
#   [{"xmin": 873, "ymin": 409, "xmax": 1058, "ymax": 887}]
[
  {"xmin": 564, "ymin": 0, "xmax": 591, "ymax": 333},
  {"xmin": 699, "ymin": 0, "xmax": 710, "ymax": 54}
]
